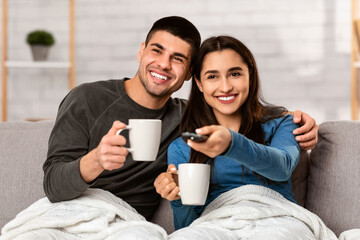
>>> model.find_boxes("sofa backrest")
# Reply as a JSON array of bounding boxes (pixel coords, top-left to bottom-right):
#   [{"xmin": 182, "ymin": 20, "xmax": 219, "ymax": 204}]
[
  {"xmin": 0, "ymin": 120, "xmax": 54, "ymax": 229},
  {"xmin": 306, "ymin": 120, "xmax": 360, "ymax": 236}
]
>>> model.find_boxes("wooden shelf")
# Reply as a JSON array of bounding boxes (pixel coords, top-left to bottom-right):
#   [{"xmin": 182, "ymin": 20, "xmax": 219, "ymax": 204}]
[
  {"xmin": 5, "ymin": 61, "xmax": 71, "ymax": 68},
  {"xmin": 1, "ymin": 0, "xmax": 75, "ymax": 122},
  {"xmin": 351, "ymin": 0, "xmax": 360, "ymax": 120}
]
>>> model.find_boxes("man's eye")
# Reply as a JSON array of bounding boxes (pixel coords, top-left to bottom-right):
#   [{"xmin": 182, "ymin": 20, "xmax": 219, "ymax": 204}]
[
  {"xmin": 152, "ymin": 49, "xmax": 161, "ymax": 54},
  {"xmin": 173, "ymin": 56, "xmax": 184, "ymax": 63}
]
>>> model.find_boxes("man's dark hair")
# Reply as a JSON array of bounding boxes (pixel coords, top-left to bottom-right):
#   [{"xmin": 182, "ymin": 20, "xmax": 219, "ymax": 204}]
[{"xmin": 145, "ymin": 16, "xmax": 201, "ymax": 67}]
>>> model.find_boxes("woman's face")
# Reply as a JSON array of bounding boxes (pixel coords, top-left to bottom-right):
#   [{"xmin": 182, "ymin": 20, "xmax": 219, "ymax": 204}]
[{"xmin": 196, "ymin": 49, "xmax": 249, "ymax": 121}]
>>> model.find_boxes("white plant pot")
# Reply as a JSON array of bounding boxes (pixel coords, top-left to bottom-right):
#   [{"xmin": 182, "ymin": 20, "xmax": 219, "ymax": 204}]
[{"xmin": 30, "ymin": 45, "xmax": 50, "ymax": 61}]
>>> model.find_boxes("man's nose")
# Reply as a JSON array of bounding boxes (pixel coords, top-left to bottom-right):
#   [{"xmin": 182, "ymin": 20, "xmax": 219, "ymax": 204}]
[{"xmin": 158, "ymin": 54, "xmax": 171, "ymax": 70}]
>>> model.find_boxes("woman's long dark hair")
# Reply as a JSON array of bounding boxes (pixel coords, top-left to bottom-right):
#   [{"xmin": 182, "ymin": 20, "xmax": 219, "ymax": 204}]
[{"xmin": 180, "ymin": 36, "xmax": 287, "ymax": 183}]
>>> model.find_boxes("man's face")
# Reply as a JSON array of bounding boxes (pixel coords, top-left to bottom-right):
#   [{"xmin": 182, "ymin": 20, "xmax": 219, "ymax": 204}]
[{"xmin": 137, "ymin": 30, "xmax": 192, "ymax": 98}]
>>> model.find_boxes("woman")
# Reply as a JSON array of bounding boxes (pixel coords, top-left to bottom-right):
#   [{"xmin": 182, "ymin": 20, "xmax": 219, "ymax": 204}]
[{"xmin": 154, "ymin": 36, "xmax": 323, "ymax": 239}]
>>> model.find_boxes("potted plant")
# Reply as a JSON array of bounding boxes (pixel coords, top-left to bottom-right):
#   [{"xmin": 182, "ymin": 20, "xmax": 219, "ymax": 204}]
[{"xmin": 26, "ymin": 30, "xmax": 55, "ymax": 61}]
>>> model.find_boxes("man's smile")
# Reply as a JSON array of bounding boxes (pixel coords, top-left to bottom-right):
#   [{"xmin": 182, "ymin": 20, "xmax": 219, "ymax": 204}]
[{"xmin": 150, "ymin": 71, "xmax": 168, "ymax": 81}]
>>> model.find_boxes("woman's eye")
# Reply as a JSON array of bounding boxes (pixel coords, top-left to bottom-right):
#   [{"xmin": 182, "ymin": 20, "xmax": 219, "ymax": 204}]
[
  {"xmin": 230, "ymin": 72, "xmax": 241, "ymax": 77},
  {"xmin": 207, "ymin": 75, "xmax": 216, "ymax": 79}
]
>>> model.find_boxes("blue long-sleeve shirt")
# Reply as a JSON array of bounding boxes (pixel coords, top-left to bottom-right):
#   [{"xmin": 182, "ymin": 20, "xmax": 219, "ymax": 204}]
[{"xmin": 168, "ymin": 114, "xmax": 300, "ymax": 230}]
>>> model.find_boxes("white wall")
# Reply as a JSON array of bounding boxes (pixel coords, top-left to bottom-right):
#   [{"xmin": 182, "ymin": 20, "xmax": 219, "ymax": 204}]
[{"xmin": 0, "ymin": 0, "xmax": 352, "ymax": 123}]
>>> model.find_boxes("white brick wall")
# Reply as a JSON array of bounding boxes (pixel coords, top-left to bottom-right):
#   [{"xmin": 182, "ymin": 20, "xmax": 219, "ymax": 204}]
[{"xmin": 0, "ymin": 0, "xmax": 353, "ymax": 123}]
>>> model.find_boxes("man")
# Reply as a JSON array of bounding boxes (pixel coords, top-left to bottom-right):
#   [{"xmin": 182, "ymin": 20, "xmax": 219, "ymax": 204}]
[{"xmin": 43, "ymin": 16, "xmax": 318, "ymax": 222}]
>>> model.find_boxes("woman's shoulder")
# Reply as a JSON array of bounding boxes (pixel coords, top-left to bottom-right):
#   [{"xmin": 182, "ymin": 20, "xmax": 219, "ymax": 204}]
[
  {"xmin": 266, "ymin": 113, "xmax": 294, "ymax": 124},
  {"xmin": 261, "ymin": 114, "xmax": 298, "ymax": 145},
  {"xmin": 262, "ymin": 114, "xmax": 298, "ymax": 134}
]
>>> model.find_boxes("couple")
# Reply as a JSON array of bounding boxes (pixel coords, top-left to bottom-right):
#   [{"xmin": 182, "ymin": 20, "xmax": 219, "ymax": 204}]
[{"xmin": 2, "ymin": 16, "xmax": 321, "ymax": 239}]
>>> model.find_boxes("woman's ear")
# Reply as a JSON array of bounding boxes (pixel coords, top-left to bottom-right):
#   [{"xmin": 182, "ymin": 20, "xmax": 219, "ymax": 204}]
[
  {"xmin": 137, "ymin": 42, "xmax": 146, "ymax": 62},
  {"xmin": 195, "ymin": 76, "xmax": 203, "ymax": 92}
]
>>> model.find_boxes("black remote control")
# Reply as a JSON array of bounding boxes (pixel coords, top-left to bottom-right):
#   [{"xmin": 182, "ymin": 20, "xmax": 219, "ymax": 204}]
[{"xmin": 181, "ymin": 132, "xmax": 209, "ymax": 142}]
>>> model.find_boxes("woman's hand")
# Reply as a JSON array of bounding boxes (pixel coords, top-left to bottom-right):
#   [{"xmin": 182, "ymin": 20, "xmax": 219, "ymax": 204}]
[
  {"xmin": 187, "ymin": 125, "xmax": 232, "ymax": 158},
  {"xmin": 154, "ymin": 164, "xmax": 180, "ymax": 201}
]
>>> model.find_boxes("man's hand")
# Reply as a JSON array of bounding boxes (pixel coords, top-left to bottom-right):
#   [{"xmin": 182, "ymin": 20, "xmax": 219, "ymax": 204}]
[
  {"xmin": 80, "ymin": 120, "xmax": 129, "ymax": 183},
  {"xmin": 187, "ymin": 125, "xmax": 232, "ymax": 158},
  {"xmin": 154, "ymin": 164, "xmax": 180, "ymax": 201},
  {"xmin": 291, "ymin": 110, "xmax": 319, "ymax": 151}
]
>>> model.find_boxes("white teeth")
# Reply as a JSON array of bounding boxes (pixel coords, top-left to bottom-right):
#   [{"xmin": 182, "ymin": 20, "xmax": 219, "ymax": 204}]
[
  {"xmin": 218, "ymin": 96, "xmax": 235, "ymax": 101},
  {"xmin": 151, "ymin": 72, "xmax": 168, "ymax": 80}
]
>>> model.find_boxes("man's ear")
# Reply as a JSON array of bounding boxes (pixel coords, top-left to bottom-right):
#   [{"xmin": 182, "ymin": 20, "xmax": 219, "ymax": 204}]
[
  {"xmin": 137, "ymin": 42, "xmax": 146, "ymax": 62},
  {"xmin": 194, "ymin": 76, "xmax": 203, "ymax": 92},
  {"xmin": 185, "ymin": 70, "xmax": 192, "ymax": 81}
]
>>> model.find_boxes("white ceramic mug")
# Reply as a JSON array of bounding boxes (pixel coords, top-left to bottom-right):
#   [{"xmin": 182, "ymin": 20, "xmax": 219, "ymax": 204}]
[
  {"xmin": 178, "ymin": 163, "xmax": 211, "ymax": 205},
  {"xmin": 116, "ymin": 119, "xmax": 161, "ymax": 161}
]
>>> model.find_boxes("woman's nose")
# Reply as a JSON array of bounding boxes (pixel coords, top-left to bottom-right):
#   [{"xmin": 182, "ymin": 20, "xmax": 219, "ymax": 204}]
[{"xmin": 220, "ymin": 78, "xmax": 233, "ymax": 92}]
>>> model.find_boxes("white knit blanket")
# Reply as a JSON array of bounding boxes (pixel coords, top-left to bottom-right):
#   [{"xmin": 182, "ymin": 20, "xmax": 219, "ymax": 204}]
[
  {"xmin": 0, "ymin": 189, "xmax": 167, "ymax": 240},
  {"xmin": 2, "ymin": 186, "xmax": 358, "ymax": 240},
  {"xmin": 339, "ymin": 229, "xmax": 360, "ymax": 240},
  {"xmin": 170, "ymin": 185, "xmax": 339, "ymax": 240}
]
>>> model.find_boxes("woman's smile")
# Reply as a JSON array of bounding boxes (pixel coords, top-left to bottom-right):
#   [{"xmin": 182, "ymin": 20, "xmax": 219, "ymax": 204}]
[{"xmin": 216, "ymin": 94, "xmax": 238, "ymax": 104}]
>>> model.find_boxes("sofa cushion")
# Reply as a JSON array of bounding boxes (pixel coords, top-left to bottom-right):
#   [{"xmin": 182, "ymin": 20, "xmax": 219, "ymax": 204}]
[
  {"xmin": 151, "ymin": 198, "xmax": 174, "ymax": 233},
  {"xmin": 0, "ymin": 120, "xmax": 54, "ymax": 229},
  {"xmin": 291, "ymin": 150, "xmax": 310, "ymax": 207},
  {"xmin": 306, "ymin": 121, "xmax": 360, "ymax": 236}
]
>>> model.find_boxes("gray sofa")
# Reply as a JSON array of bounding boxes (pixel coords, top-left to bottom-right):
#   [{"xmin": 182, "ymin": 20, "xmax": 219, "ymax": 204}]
[{"xmin": 0, "ymin": 120, "xmax": 359, "ymax": 237}]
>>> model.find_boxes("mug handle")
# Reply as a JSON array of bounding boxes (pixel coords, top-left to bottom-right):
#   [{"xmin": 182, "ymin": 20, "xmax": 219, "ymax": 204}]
[{"xmin": 115, "ymin": 126, "xmax": 134, "ymax": 153}]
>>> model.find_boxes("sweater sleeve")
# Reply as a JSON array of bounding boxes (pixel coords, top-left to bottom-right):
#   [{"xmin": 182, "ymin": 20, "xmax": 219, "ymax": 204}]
[
  {"xmin": 223, "ymin": 115, "xmax": 300, "ymax": 181},
  {"xmin": 43, "ymin": 86, "xmax": 94, "ymax": 202},
  {"xmin": 168, "ymin": 139, "xmax": 200, "ymax": 230}
]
